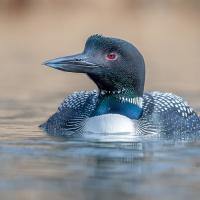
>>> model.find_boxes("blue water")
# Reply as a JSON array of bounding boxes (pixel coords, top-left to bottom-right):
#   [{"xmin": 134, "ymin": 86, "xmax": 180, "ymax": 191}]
[{"xmin": 1, "ymin": 96, "xmax": 200, "ymax": 200}]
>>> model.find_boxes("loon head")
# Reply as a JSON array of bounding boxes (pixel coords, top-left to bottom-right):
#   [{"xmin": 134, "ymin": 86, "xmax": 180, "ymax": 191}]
[{"xmin": 44, "ymin": 35, "xmax": 145, "ymax": 97}]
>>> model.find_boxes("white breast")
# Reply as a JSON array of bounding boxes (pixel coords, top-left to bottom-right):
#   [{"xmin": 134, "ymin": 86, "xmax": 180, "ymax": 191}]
[
  {"xmin": 83, "ymin": 114, "xmax": 138, "ymax": 142},
  {"xmin": 83, "ymin": 113, "xmax": 137, "ymax": 133}
]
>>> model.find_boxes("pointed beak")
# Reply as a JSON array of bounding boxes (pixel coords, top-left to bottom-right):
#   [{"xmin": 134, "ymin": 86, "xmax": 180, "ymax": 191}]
[{"xmin": 43, "ymin": 53, "xmax": 99, "ymax": 73}]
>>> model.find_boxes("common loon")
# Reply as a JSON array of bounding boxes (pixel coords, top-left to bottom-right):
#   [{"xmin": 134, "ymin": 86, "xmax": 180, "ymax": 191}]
[{"xmin": 40, "ymin": 35, "xmax": 200, "ymax": 138}]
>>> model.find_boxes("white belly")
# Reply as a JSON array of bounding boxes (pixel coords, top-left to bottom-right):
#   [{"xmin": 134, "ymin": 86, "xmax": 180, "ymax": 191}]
[
  {"xmin": 83, "ymin": 113, "xmax": 137, "ymax": 133},
  {"xmin": 83, "ymin": 114, "xmax": 138, "ymax": 142}
]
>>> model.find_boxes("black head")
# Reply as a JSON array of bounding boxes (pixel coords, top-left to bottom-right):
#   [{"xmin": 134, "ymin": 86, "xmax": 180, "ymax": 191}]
[{"xmin": 44, "ymin": 35, "xmax": 145, "ymax": 96}]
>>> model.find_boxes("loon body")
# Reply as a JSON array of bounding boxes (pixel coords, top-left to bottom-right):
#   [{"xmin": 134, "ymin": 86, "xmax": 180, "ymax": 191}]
[{"xmin": 40, "ymin": 35, "xmax": 200, "ymax": 138}]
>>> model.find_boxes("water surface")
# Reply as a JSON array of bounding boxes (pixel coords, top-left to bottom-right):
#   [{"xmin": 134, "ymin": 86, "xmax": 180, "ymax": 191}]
[{"xmin": 1, "ymin": 96, "xmax": 200, "ymax": 200}]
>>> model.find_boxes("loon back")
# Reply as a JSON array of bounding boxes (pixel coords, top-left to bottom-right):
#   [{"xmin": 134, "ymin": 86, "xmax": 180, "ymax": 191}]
[{"xmin": 40, "ymin": 90, "xmax": 200, "ymax": 138}]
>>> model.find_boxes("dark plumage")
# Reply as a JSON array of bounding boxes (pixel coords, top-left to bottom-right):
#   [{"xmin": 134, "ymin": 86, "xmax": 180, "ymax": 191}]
[{"xmin": 40, "ymin": 35, "xmax": 200, "ymax": 138}]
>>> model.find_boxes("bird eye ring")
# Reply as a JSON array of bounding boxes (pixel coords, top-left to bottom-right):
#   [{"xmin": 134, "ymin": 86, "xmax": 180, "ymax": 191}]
[{"xmin": 105, "ymin": 52, "xmax": 118, "ymax": 61}]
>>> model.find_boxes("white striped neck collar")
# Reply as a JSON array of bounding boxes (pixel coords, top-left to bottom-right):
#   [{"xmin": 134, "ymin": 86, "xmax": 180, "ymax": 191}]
[{"xmin": 99, "ymin": 89, "xmax": 143, "ymax": 109}]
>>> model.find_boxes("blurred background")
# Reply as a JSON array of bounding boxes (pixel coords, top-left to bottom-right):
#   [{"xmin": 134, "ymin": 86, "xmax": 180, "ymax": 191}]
[
  {"xmin": 1, "ymin": 2, "xmax": 200, "ymax": 200},
  {"xmin": 0, "ymin": 0, "xmax": 200, "ymax": 104}
]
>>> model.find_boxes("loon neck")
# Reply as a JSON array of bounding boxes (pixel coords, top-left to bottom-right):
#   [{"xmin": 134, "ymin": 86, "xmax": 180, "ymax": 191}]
[
  {"xmin": 94, "ymin": 88, "xmax": 143, "ymax": 119},
  {"xmin": 100, "ymin": 88, "xmax": 143, "ymax": 106}
]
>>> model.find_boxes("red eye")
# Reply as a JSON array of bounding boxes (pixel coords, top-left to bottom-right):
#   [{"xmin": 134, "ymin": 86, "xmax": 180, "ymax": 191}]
[{"xmin": 106, "ymin": 53, "xmax": 117, "ymax": 61}]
